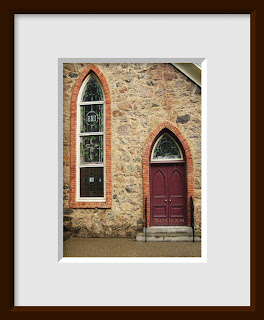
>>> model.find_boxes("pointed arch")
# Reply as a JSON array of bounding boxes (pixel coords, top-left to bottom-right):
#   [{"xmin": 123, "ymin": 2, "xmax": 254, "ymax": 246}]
[
  {"xmin": 151, "ymin": 131, "xmax": 184, "ymax": 161},
  {"xmin": 70, "ymin": 64, "xmax": 112, "ymax": 208},
  {"xmin": 143, "ymin": 121, "xmax": 194, "ymax": 226}
]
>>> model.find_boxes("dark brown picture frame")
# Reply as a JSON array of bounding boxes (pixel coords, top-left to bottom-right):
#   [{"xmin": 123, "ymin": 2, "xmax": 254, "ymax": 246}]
[{"xmin": 2, "ymin": 5, "xmax": 259, "ymax": 317}]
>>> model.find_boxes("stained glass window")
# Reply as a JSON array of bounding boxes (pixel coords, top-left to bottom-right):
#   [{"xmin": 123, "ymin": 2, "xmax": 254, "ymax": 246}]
[
  {"xmin": 80, "ymin": 104, "xmax": 104, "ymax": 133},
  {"xmin": 80, "ymin": 167, "xmax": 104, "ymax": 197},
  {"xmin": 81, "ymin": 76, "xmax": 104, "ymax": 102},
  {"xmin": 80, "ymin": 135, "xmax": 103, "ymax": 164},
  {"xmin": 78, "ymin": 74, "xmax": 105, "ymax": 199},
  {"xmin": 152, "ymin": 133, "xmax": 183, "ymax": 160}
]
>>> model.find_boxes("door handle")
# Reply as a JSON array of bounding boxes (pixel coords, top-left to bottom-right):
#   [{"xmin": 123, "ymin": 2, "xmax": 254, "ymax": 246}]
[
  {"xmin": 165, "ymin": 199, "xmax": 167, "ymax": 202},
  {"xmin": 169, "ymin": 199, "xmax": 172, "ymax": 202}
]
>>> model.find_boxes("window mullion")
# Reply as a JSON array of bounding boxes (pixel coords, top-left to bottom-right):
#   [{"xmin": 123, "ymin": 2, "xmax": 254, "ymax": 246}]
[
  {"xmin": 79, "ymin": 132, "xmax": 104, "ymax": 137},
  {"xmin": 79, "ymin": 101, "xmax": 104, "ymax": 105},
  {"xmin": 79, "ymin": 163, "xmax": 105, "ymax": 168}
]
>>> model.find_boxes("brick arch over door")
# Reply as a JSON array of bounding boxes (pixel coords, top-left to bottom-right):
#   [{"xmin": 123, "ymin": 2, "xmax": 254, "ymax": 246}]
[
  {"xmin": 142, "ymin": 121, "xmax": 194, "ymax": 227},
  {"xmin": 69, "ymin": 64, "xmax": 112, "ymax": 208}
]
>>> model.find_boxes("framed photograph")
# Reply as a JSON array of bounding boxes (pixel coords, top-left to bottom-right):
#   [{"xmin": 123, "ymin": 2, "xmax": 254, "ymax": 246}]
[
  {"xmin": 5, "ymin": 9, "xmax": 257, "ymax": 314},
  {"xmin": 60, "ymin": 59, "xmax": 203, "ymax": 259}
]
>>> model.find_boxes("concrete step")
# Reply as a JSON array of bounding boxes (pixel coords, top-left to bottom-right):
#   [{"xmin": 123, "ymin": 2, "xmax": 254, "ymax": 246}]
[
  {"xmin": 136, "ymin": 231, "xmax": 201, "ymax": 242},
  {"xmin": 144, "ymin": 226, "xmax": 192, "ymax": 234}
]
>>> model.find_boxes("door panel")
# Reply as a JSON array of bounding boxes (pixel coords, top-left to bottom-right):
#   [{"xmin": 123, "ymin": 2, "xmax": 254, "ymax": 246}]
[
  {"xmin": 150, "ymin": 164, "xmax": 187, "ymax": 226},
  {"xmin": 153, "ymin": 170, "xmax": 166, "ymax": 196},
  {"xmin": 169, "ymin": 169, "xmax": 183, "ymax": 195},
  {"xmin": 168, "ymin": 165, "xmax": 187, "ymax": 225},
  {"xmin": 152, "ymin": 206, "xmax": 168, "ymax": 225},
  {"xmin": 153, "ymin": 206, "xmax": 167, "ymax": 217},
  {"xmin": 169, "ymin": 206, "xmax": 185, "ymax": 225},
  {"xmin": 150, "ymin": 166, "xmax": 168, "ymax": 225}
]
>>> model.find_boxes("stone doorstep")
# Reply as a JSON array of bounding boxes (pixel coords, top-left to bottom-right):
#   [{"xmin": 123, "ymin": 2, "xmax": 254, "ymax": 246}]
[
  {"xmin": 142, "ymin": 232, "xmax": 201, "ymax": 237},
  {"xmin": 136, "ymin": 232, "xmax": 201, "ymax": 242},
  {"xmin": 144, "ymin": 226, "xmax": 193, "ymax": 234}
]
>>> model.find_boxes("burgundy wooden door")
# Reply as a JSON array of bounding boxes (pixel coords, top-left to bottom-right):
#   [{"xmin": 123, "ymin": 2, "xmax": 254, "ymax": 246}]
[{"xmin": 150, "ymin": 164, "xmax": 187, "ymax": 226}]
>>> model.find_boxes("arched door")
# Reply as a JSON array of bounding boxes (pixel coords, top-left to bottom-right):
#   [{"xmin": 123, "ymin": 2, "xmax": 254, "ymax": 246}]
[{"xmin": 150, "ymin": 132, "xmax": 187, "ymax": 226}]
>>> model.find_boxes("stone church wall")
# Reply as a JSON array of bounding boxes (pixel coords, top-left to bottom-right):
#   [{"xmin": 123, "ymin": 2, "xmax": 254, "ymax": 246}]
[{"xmin": 63, "ymin": 63, "xmax": 201, "ymax": 238}]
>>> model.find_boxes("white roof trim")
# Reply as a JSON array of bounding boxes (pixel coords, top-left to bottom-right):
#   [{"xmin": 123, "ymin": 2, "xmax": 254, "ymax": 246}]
[{"xmin": 171, "ymin": 63, "xmax": 201, "ymax": 87}]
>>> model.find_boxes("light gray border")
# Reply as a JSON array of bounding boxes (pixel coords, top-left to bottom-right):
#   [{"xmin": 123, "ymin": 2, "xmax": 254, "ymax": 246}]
[
  {"xmin": 59, "ymin": 58, "xmax": 205, "ymax": 64},
  {"xmin": 58, "ymin": 61, "xmax": 64, "ymax": 260},
  {"xmin": 58, "ymin": 58, "xmax": 205, "ymax": 260}
]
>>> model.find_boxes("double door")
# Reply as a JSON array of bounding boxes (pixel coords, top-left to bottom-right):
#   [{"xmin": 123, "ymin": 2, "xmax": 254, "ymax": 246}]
[{"xmin": 150, "ymin": 164, "xmax": 187, "ymax": 226}]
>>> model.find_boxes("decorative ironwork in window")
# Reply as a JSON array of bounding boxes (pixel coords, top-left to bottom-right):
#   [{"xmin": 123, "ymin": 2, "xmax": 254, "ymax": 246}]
[
  {"xmin": 152, "ymin": 133, "xmax": 183, "ymax": 161},
  {"xmin": 80, "ymin": 104, "xmax": 103, "ymax": 133},
  {"xmin": 81, "ymin": 76, "xmax": 104, "ymax": 102},
  {"xmin": 80, "ymin": 135, "xmax": 103, "ymax": 164},
  {"xmin": 77, "ymin": 73, "xmax": 105, "ymax": 199}
]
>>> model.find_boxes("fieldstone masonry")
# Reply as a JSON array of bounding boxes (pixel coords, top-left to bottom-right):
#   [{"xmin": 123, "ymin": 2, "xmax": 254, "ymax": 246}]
[{"xmin": 63, "ymin": 63, "xmax": 201, "ymax": 238}]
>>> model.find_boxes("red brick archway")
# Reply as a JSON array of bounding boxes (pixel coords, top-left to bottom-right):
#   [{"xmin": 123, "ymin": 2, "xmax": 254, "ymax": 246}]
[{"xmin": 142, "ymin": 121, "xmax": 194, "ymax": 227}]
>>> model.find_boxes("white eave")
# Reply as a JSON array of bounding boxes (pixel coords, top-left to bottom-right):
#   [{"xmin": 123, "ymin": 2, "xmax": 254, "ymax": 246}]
[{"xmin": 171, "ymin": 63, "xmax": 201, "ymax": 87}]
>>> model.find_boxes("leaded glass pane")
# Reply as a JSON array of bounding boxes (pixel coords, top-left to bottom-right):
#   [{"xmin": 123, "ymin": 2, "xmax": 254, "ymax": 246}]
[
  {"xmin": 80, "ymin": 104, "xmax": 103, "ymax": 133},
  {"xmin": 80, "ymin": 135, "xmax": 103, "ymax": 164},
  {"xmin": 80, "ymin": 167, "xmax": 104, "ymax": 197},
  {"xmin": 153, "ymin": 134, "xmax": 182, "ymax": 160},
  {"xmin": 81, "ymin": 76, "xmax": 104, "ymax": 102}
]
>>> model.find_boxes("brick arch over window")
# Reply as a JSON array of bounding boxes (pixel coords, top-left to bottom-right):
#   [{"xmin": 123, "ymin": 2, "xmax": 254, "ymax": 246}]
[
  {"xmin": 70, "ymin": 64, "xmax": 112, "ymax": 208},
  {"xmin": 142, "ymin": 121, "xmax": 194, "ymax": 226}
]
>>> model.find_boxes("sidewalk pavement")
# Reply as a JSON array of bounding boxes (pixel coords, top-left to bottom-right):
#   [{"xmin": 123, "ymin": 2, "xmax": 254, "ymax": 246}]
[{"xmin": 63, "ymin": 237, "xmax": 201, "ymax": 257}]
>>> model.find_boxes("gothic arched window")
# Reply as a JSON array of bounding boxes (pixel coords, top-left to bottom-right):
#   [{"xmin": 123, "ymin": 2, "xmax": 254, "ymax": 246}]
[
  {"xmin": 77, "ymin": 73, "xmax": 105, "ymax": 199},
  {"xmin": 151, "ymin": 133, "xmax": 183, "ymax": 161}
]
